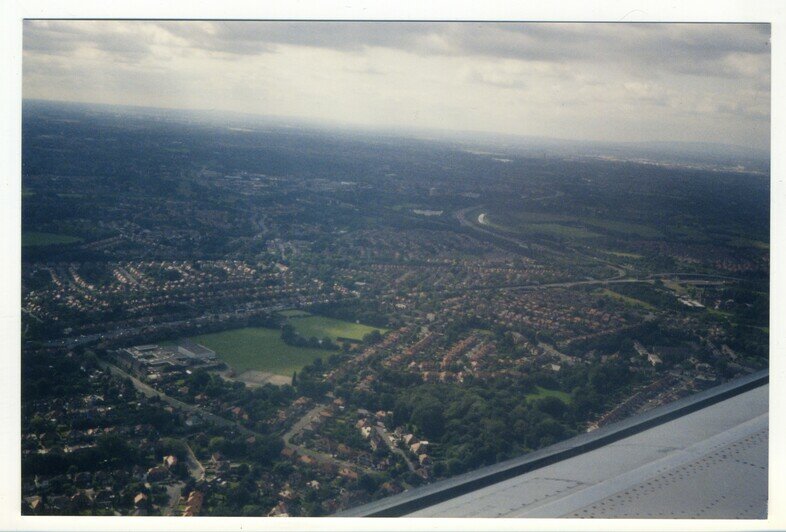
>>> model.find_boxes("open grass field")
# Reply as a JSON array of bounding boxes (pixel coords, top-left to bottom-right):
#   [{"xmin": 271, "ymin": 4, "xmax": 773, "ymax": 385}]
[
  {"xmin": 188, "ymin": 327, "xmax": 332, "ymax": 377},
  {"xmin": 287, "ymin": 315, "xmax": 388, "ymax": 342},
  {"xmin": 662, "ymin": 279, "xmax": 688, "ymax": 295},
  {"xmin": 581, "ymin": 218, "xmax": 664, "ymax": 239},
  {"xmin": 277, "ymin": 309, "xmax": 312, "ymax": 318},
  {"xmin": 527, "ymin": 223, "xmax": 603, "ymax": 239},
  {"xmin": 525, "ymin": 386, "xmax": 573, "ymax": 404},
  {"xmin": 22, "ymin": 231, "xmax": 83, "ymax": 247},
  {"xmin": 705, "ymin": 308, "xmax": 733, "ymax": 321},
  {"xmin": 727, "ymin": 237, "xmax": 769, "ymax": 250},
  {"xmin": 602, "ymin": 250, "xmax": 644, "ymax": 259},
  {"xmin": 488, "ymin": 211, "xmax": 664, "ymax": 240},
  {"xmin": 599, "ymin": 288, "xmax": 657, "ymax": 311},
  {"xmin": 484, "ymin": 215, "xmax": 602, "ymax": 239}
]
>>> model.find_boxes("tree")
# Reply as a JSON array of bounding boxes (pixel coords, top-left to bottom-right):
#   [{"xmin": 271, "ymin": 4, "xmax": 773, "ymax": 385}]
[
  {"xmin": 208, "ymin": 436, "xmax": 227, "ymax": 454},
  {"xmin": 535, "ymin": 396, "xmax": 568, "ymax": 419},
  {"xmin": 410, "ymin": 402, "xmax": 445, "ymax": 440},
  {"xmin": 362, "ymin": 330, "xmax": 383, "ymax": 345},
  {"xmin": 358, "ymin": 473, "xmax": 379, "ymax": 494},
  {"xmin": 281, "ymin": 324, "xmax": 297, "ymax": 343}
]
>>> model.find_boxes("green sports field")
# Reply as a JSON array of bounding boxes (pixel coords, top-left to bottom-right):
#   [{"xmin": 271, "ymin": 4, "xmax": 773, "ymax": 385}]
[
  {"xmin": 22, "ymin": 231, "xmax": 83, "ymax": 247},
  {"xmin": 189, "ymin": 327, "xmax": 331, "ymax": 376},
  {"xmin": 287, "ymin": 315, "xmax": 388, "ymax": 342},
  {"xmin": 277, "ymin": 309, "xmax": 312, "ymax": 318},
  {"xmin": 185, "ymin": 315, "xmax": 387, "ymax": 377}
]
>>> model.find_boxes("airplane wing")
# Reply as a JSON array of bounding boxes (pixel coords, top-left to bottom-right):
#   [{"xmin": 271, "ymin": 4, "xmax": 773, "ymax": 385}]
[{"xmin": 337, "ymin": 370, "xmax": 768, "ymax": 518}]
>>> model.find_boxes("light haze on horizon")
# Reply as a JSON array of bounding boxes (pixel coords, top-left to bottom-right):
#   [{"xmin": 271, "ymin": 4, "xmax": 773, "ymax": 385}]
[{"xmin": 23, "ymin": 21, "xmax": 771, "ymax": 151}]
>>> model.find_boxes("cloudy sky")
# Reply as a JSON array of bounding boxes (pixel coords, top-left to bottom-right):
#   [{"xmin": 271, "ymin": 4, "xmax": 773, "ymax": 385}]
[{"xmin": 23, "ymin": 21, "xmax": 770, "ymax": 150}]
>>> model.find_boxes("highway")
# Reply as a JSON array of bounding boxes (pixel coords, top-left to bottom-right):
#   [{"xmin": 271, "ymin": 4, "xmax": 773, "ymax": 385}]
[{"xmin": 451, "ymin": 206, "xmax": 736, "ymax": 294}]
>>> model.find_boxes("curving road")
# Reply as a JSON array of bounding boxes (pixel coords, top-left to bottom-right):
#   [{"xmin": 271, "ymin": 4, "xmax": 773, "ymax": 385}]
[{"xmin": 454, "ymin": 206, "xmax": 737, "ymax": 293}]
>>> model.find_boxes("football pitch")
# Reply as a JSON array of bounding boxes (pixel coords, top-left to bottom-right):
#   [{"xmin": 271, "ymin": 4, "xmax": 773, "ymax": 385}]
[
  {"xmin": 187, "ymin": 315, "xmax": 386, "ymax": 377},
  {"xmin": 286, "ymin": 315, "xmax": 388, "ymax": 342},
  {"xmin": 189, "ymin": 327, "xmax": 330, "ymax": 377}
]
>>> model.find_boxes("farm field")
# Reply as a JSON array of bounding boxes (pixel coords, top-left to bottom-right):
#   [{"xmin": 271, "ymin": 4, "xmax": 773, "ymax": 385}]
[
  {"xmin": 22, "ymin": 231, "xmax": 82, "ymax": 247},
  {"xmin": 286, "ymin": 315, "xmax": 388, "ymax": 342},
  {"xmin": 188, "ymin": 327, "xmax": 332, "ymax": 377}
]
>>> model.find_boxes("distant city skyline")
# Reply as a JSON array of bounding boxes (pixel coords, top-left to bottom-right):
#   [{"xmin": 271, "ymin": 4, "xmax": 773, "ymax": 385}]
[{"xmin": 23, "ymin": 21, "xmax": 770, "ymax": 150}]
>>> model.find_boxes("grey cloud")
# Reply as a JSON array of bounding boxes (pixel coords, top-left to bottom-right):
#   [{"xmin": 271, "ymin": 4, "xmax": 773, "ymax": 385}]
[
  {"xmin": 24, "ymin": 21, "xmax": 152, "ymax": 61},
  {"xmin": 21, "ymin": 20, "xmax": 770, "ymax": 151},
  {"xmin": 150, "ymin": 21, "xmax": 770, "ymax": 83},
  {"xmin": 25, "ymin": 20, "xmax": 771, "ymax": 82},
  {"xmin": 157, "ymin": 21, "xmax": 432, "ymax": 56}
]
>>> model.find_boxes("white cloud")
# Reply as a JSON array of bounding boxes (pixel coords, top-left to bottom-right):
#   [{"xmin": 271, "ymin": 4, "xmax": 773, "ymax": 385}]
[{"xmin": 22, "ymin": 21, "xmax": 770, "ymax": 150}]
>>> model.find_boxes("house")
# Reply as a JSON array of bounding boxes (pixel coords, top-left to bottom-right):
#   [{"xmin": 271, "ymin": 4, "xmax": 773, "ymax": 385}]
[
  {"xmin": 268, "ymin": 501, "xmax": 290, "ymax": 517},
  {"xmin": 280, "ymin": 447, "xmax": 296, "ymax": 460},
  {"xmin": 293, "ymin": 396, "xmax": 311, "ymax": 407},
  {"xmin": 24, "ymin": 496, "xmax": 43, "ymax": 514},
  {"xmin": 229, "ymin": 406, "xmax": 249, "ymax": 420},
  {"xmin": 163, "ymin": 455, "xmax": 178, "ymax": 469},
  {"xmin": 183, "ymin": 497, "xmax": 203, "ymax": 516},
  {"xmin": 339, "ymin": 467, "xmax": 359, "ymax": 481},
  {"xmin": 384, "ymin": 480, "xmax": 404, "ymax": 494},
  {"xmin": 418, "ymin": 454, "xmax": 432, "ymax": 466},
  {"xmin": 183, "ymin": 491, "xmax": 204, "ymax": 516},
  {"xmin": 133, "ymin": 492, "xmax": 148, "ymax": 508},
  {"xmin": 410, "ymin": 441, "xmax": 429, "ymax": 455}
]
